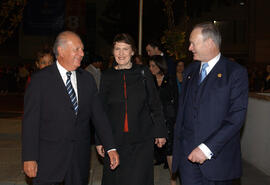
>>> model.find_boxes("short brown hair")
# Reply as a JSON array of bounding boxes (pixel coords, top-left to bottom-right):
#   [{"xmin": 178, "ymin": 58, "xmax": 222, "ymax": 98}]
[{"xmin": 113, "ymin": 33, "xmax": 137, "ymax": 54}]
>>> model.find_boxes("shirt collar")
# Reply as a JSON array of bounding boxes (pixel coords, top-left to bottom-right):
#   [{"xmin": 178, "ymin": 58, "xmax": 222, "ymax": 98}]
[
  {"xmin": 56, "ymin": 61, "xmax": 76, "ymax": 77},
  {"xmin": 200, "ymin": 53, "xmax": 221, "ymax": 73}
]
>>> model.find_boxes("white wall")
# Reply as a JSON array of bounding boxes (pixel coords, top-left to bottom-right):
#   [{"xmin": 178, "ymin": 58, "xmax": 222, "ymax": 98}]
[{"xmin": 241, "ymin": 96, "xmax": 270, "ymax": 175}]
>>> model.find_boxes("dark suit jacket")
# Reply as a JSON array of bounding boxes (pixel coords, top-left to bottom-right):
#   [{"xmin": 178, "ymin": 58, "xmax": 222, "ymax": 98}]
[
  {"xmin": 172, "ymin": 56, "xmax": 248, "ymax": 180},
  {"xmin": 22, "ymin": 63, "xmax": 115, "ymax": 182}
]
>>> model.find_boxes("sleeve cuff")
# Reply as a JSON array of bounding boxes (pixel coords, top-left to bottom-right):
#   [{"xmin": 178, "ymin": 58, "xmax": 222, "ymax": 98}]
[
  {"xmin": 107, "ymin": 148, "xmax": 116, "ymax": 153},
  {"xmin": 198, "ymin": 143, "xmax": 213, "ymax": 159}
]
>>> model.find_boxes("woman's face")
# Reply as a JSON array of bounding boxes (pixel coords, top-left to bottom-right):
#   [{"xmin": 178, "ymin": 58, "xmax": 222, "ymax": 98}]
[
  {"xmin": 113, "ymin": 42, "xmax": 134, "ymax": 65},
  {"xmin": 36, "ymin": 54, "xmax": 53, "ymax": 69},
  {"xmin": 149, "ymin": 61, "xmax": 160, "ymax": 76},
  {"xmin": 176, "ymin": 61, "xmax": 184, "ymax": 73}
]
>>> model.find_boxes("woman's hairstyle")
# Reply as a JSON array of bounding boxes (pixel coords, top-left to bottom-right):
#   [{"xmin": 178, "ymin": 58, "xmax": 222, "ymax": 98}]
[
  {"xmin": 149, "ymin": 55, "xmax": 168, "ymax": 75},
  {"xmin": 36, "ymin": 48, "xmax": 54, "ymax": 62},
  {"xmin": 176, "ymin": 60, "xmax": 184, "ymax": 65},
  {"xmin": 112, "ymin": 33, "xmax": 137, "ymax": 54}
]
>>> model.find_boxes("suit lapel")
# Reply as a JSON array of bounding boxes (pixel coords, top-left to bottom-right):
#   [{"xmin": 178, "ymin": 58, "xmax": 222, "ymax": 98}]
[
  {"xmin": 197, "ymin": 57, "xmax": 225, "ymax": 102},
  {"xmin": 76, "ymin": 69, "xmax": 83, "ymax": 116},
  {"xmin": 52, "ymin": 63, "xmax": 77, "ymax": 116},
  {"xmin": 52, "ymin": 63, "xmax": 70, "ymax": 101},
  {"xmin": 182, "ymin": 62, "xmax": 200, "ymax": 108}
]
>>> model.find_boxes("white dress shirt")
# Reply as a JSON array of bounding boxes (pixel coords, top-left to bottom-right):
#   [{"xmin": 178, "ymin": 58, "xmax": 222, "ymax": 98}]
[
  {"xmin": 56, "ymin": 61, "xmax": 79, "ymax": 102},
  {"xmin": 199, "ymin": 53, "xmax": 221, "ymax": 74},
  {"xmin": 198, "ymin": 53, "xmax": 221, "ymax": 160}
]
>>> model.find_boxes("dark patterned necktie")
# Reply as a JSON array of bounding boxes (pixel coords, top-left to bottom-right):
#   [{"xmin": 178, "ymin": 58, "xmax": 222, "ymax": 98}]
[{"xmin": 66, "ymin": 71, "xmax": 78, "ymax": 115}]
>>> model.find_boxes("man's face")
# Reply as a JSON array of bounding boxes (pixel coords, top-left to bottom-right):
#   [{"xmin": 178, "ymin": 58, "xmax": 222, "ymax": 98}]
[
  {"xmin": 58, "ymin": 34, "xmax": 84, "ymax": 71},
  {"xmin": 188, "ymin": 28, "xmax": 210, "ymax": 62},
  {"xmin": 146, "ymin": 45, "xmax": 159, "ymax": 56}
]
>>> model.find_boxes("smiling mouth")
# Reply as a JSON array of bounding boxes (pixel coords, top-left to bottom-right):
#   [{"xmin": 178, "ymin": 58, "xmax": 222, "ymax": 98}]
[{"xmin": 74, "ymin": 58, "xmax": 82, "ymax": 63}]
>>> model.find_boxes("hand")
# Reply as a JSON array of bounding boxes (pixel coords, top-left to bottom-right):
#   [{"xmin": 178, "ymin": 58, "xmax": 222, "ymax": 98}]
[
  {"xmin": 155, "ymin": 138, "xmax": 166, "ymax": 148},
  {"xmin": 188, "ymin": 147, "xmax": 207, "ymax": 164},
  {"xmin": 96, "ymin": 145, "xmax": 105, "ymax": 157},
  {"xmin": 23, "ymin": 161, "xmax": 38, "ymax": 178},
  {"xmin": 107, "ymin": 150, "xmax": 120, "ymax": 170}
]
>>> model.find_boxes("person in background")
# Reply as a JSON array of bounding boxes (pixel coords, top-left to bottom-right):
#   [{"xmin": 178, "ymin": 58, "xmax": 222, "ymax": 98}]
[
  {"xmin": 85, "ymin": 55, "xmax": 103, "ymax": 91},
  {"xmin": 134, "ymin": 54, "xmax": 147, "ymax": 66},
  {"xmin": 18, "ymin": 64, "xmax": 30, "ymax": 92},
  {"xmin": 146, "ymin": 40, "xmax": 176, "ymax": 167},
  {"xmin": 106, "ymin": 56, "xmax": 115, "ymax": 69},
  {"xmin": 261, "ymin": 64, "xmax": 270, "ymax": 92},
  {"xmin": 146, "ymin": 40, "xmax": 176, "ymax": 75},
  {"xmin": 35, "ymin": 48, "xmax": 54, "ymax": 70},
  {"xmin": 176, "ymin": 61, "xmax": 185, "ymax": 94},
  {"xmin": 22, "ymin": 31, "xmax": 119, "ymax": 185},
  {"xmin": 25, "ymin": 48, "xmax": 54, "ymax": 88},
  {"xmin": 97, "ymin": 33, "xmax": 167, "ymax": 185},
  {"xmin": 172, "ymin": 22, "xmax": 248, "ymax": 185},
  {"xmin": 149, "ymin": 55, "xmax": 178, "ymax": 185}
]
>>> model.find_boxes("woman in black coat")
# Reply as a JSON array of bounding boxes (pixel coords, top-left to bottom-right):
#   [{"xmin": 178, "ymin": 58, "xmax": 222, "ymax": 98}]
[
  {"xmin": 149, "ymin": 55, "xmax": 178, "ymax": 185},
  {"xmin": 96, "ymin": 33, "xmax": 167, "ymax": 185}
]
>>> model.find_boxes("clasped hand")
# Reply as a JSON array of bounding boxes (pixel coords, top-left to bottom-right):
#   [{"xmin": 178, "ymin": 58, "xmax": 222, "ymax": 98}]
[
  {"xmin": 155, "ymin": 137, "xmax": 166, "ymax": 148},
  {"xmin": 96, "ymin": 145, "xmax": 120, "ymax": 170}
]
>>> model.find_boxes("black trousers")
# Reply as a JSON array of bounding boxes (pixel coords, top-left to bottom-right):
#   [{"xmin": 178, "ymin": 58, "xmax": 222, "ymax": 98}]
[
  {"xmin": 33, "ymin": 144, "xmax": 88, "ymax": 185},
  {"xmin": 32, "ymin": 158, "xmax": 82, "ymax": 185},
  {"xmin": 179, "ymin": 157, "xmax": 233, "ymax": 185},
  {"xmin": 32, "ymin": 179, "xmax": 59, "ymax": 185}
]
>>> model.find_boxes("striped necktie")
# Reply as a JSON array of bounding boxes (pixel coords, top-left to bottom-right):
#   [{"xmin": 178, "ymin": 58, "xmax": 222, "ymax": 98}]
[{"xmin": 66, "ymin": 71, "xmax": 78, "ymax": 115}]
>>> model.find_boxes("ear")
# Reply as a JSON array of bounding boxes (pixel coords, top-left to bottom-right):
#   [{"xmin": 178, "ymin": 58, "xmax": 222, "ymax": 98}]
[
  {"xmin": 205, "ymin": 38, "xmax": 213, "ymax": 48},
  {"xmin": 57, "ymin": 46, "xmax": 64, "ymax": 57}
]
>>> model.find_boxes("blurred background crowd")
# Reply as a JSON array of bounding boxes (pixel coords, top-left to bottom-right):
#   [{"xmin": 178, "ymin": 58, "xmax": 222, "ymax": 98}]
[{"xmin": 1, "ymin": 52, "xmax": 270, "ymax": 95}]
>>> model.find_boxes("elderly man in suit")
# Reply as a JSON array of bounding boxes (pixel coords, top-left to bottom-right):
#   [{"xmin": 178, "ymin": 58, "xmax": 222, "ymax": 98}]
[
  {"xmin": 172, "ymin": 22, "xmax": 248, "ymax": 185},
  {"xmin": 22, "ymin": 31, "xmax": 119, "ymax": 185}
]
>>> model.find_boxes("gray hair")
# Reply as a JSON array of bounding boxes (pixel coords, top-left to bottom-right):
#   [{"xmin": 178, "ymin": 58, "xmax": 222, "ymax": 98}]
[
  {"xmin": 53, "ymin": 31, "xmax": 80, "ymax": 57},
  {"xmin": 193, "ymin": 22, "xmax": 222, "ymax": 49}
]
